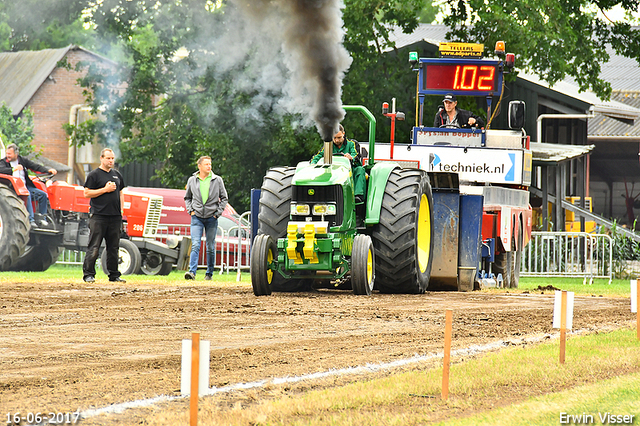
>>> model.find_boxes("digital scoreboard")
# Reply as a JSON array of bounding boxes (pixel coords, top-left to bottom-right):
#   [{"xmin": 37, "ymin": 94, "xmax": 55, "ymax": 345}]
[{"xmin": 418, "ymin": 58, "xmax": 503, "ymax": 98}]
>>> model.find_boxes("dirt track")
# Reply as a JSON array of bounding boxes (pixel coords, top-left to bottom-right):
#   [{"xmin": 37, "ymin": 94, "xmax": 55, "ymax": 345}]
[{"xmin": 0, "ymin": 280, "xmax": 633, "ymax": 423}]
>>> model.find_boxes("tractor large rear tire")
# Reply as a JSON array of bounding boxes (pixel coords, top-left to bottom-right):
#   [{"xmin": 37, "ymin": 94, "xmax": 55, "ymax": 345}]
[
  {"xmin": 8, "ymin": 243, "xmax": 62, "ymax": 272},
  {"xmin": 493, "ymin": 251, "xmax": 513, "ymax": 288},
  {"xmin": 0, "ymin": 184, "xmax": 30, "ymax": 271},
  {"xmin": 256, "ymin": 167, "xmax": 311, "ymax": 292},
  {"xmin": 372, "ymin": 169, "xmax": 434, "ymax": 294}
]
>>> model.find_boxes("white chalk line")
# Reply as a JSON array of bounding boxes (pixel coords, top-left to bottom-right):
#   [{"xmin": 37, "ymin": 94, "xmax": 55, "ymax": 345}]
[{"xmin": 79, "ymin": 332, "xmax": 561, "ymax": 419}]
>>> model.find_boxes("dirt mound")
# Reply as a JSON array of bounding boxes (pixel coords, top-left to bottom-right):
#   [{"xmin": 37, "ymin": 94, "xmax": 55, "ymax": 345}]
[{"xmin": 535, "ymin": 284, "xmax": 561, "ymax": 292}]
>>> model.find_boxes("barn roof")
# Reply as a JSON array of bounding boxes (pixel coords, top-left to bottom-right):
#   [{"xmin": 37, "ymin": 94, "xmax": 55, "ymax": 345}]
[{"xmin": 0, "ymin": 45, "xmax": 113, "ymax": 115}]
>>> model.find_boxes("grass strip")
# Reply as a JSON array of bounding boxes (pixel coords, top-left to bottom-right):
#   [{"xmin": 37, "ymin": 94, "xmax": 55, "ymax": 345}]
[
  {"xmin": 150, "ymin": 328, "xmax": 640, "ymax": 426},
  {"xmin": 0, "ymin": 264, "xmax": 249, "ymax": 284},
  {"xmin": 2, "ymin": 268, "xmax": 635, "ymax": 296}
]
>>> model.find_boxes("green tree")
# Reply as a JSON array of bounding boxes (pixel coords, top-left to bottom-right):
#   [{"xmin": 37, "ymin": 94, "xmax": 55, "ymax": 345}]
[
  {"xmin": 441, "ymin": 0, "xmax": 640, "ymax": 99},
  {"xmin": 0, "ymin": 1, "xmax": 95, "ymax": 51},
  {"xmin": 70, "ymin": 0, "xmax": 324, "ymax": 210},
  {"xmin": 341, "ymin": 0, "xmax": 428, "ymax": 144},
  {"xmin": 419, "ymin": 2, "xmax": 439, "ymax": 23},
  {"xmin": 0, "ymin": 103, "xmax": 35, "ymax": 155}
]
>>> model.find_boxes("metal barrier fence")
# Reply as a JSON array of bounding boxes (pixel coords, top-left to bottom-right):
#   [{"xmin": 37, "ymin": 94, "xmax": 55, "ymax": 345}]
[
  {"xmin": 59, "ymin": 211, "xmax": 252, "ymax": 275},
  {"xmin": 58, "ymin": 249, "xmax": 85, "ymax": 265},
  {"xmin": 521, "ymin": 232, "xmax": 613, "ymax": 284}
]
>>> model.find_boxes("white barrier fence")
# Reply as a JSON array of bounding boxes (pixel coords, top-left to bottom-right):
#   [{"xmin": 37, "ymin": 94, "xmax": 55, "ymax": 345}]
[
  {"xmin": 521, "ymin": 232, "xmax": 613, "ymax": 284},
  {"xmin": 59, "ymin": 212, "xmax": 252, "ymax": 275}
]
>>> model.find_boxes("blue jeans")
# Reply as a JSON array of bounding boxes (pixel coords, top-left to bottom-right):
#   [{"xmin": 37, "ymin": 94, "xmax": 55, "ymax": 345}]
[
  {"xmin": 26, "ymin": 186, "xmax": 49, "ymax": 222},
  {"xmin": 188, "ymin": 215, "xmax": 218, "ymax": 276}
]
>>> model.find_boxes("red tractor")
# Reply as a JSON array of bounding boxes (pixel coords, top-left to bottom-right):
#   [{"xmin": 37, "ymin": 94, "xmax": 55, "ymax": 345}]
[{"xmin": 0, "ymin": 142, "xmax": 187, "ymax": 274}]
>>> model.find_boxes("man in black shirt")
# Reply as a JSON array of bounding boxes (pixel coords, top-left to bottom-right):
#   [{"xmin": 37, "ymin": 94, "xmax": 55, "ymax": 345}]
[{"xmin": 82, "ymin": 148, "xmax": 126, "ymax": 283}]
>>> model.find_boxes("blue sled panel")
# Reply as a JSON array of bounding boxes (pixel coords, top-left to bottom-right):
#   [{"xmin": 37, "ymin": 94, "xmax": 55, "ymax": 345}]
[
  {"xmin": 429, "ymin": 190, "xmax": 460, "ymax": 290},
  {"xmin": 250, "ymin": 188, "xmax": 261, "ymax": 247},
  {"xmin": 457, "ymin": 195, "xmax": 483, "ymax": 292}
]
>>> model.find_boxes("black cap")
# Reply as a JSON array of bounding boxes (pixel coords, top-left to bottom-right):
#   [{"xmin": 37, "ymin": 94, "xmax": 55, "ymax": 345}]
[{"xmin": 442, "ymin": 93, "xmax": 457, "ymax": 103}]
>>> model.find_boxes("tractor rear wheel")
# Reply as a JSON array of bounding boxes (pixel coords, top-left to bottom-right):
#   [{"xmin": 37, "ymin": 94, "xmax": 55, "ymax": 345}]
[
  {"xmin": 8, "ymin": 242, "xmax": 62, "ymax": 272},
  {"xmin": 0, "ymin": 184, "xmax": 30, "ymax": 271},
  {"xmin": 372, "ymin": 169, "xmax": 434, "ymax": 294},
  {"xmin": 256, "ymin": 166, "xmax": 311, "ymax": 292},
  {"xmin": 351, "ymin": 234, "xmax": 375, "ymax": 295},
  {"xmin": 251, "ymin": 234, "xmax": 275, "ymax": 296}
]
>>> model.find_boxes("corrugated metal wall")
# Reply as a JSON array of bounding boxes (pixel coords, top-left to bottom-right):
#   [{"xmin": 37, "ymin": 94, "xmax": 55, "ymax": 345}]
[{"xmin": 118, "ymin": 162, "xmax": 163, "ymax": 188}]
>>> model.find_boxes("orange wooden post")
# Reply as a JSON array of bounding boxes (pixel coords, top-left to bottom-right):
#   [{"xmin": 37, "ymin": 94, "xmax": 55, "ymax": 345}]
[
  {"xmin": 190, "ymin": 332, "xmax": 200, "ymax": 426},
  {"xmin": 442, "ymin": 309, "xmax": 453, "ymax": 400},
  {"xmin": 559, "ymin": 291, "xmax": 567, "ymax": 364},
  {"xmin": 636, "ymin": 279, "xmax": 640, "ymax": 341}
]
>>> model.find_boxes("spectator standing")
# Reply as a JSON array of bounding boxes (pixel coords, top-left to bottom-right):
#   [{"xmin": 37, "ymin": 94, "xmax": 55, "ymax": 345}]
[
  {"xmin": 184, "ymin": 156, "xmax": 228, "ymax": 280},
  {"xmin": 82, "ymin": 148, "xmax": 126, "ymax": 283}
]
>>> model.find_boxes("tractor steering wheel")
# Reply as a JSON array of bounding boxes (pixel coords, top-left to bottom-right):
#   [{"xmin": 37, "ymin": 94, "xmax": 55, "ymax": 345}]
[{"xmin": 36, "ymin": 173, "xmax": 56, "ymax": 183}]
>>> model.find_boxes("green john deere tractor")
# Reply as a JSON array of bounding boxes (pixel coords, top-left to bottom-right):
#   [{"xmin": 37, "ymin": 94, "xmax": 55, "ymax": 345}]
[{"xmin": 250, "ymin": 105, "xmax": 434, "ymax": 295}]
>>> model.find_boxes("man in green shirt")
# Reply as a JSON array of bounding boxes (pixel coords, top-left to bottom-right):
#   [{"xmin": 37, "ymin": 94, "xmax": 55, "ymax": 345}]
[
  {"xmin": 184, "ymin": 156, "xmax": 229, "ymax": 280},
  {"xmin": 311, "ymin": 127, "xmax": 366, "ymax": 204}
]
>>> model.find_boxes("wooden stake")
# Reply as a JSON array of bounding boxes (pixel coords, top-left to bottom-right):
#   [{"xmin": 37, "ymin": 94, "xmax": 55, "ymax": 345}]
[
  {"xmin": 560, "ymin": 291, "xmax": 567, "ymax": 364},
  {"xmin": 190, "ymin": 332, "xmax": 200, "ymax": 426},
  {"xmin": 442, "ymin": 309, "xmax": 452, "ymax": 400}
]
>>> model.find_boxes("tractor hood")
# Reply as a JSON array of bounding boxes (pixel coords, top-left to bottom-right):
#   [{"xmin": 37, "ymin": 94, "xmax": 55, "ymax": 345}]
[{"xmin": 293, "ymin": 157, "xmax": 352, "ymax": 186}]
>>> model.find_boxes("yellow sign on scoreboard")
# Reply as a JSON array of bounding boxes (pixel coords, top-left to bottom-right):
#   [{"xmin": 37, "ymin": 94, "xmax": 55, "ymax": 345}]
[{"xmin": 439, "ymin": 42, "xmax": 484, "ymax": 58}]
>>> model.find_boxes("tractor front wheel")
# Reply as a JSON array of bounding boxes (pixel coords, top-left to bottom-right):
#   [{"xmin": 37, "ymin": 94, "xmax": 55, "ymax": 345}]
[
  {"xmin": 140, "ymin": 251, "xmax": 173, "ymax": 276},
  {"xmin": 251, "ymin": 234, "xmax": 276, "ymax": 296},
  {"xmin": 101, "ymin": 239, "xmax": 142, "ymax": 276},
  {"xmin": 351, "ymin": 234, "xmax": 375, "ymax": 295},
  {"xmin": 256, "ymin": 166, "xmax": 311, "ymax": 292}
]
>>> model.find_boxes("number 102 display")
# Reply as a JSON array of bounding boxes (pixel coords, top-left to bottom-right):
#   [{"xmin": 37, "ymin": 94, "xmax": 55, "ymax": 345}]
[{"xmin": 423, "ymin": 63, "xmax": 498, "ymax": 93}]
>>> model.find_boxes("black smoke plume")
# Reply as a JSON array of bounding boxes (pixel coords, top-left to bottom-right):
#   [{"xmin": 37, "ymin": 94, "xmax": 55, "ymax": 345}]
[{"xmin": 234, "ymin": 0, "xmax": 352, "ymax": 141}]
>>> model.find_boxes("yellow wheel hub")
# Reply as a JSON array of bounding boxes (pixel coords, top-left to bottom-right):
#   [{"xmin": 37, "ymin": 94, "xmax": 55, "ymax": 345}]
[
  {"xmin": 417, "ymin": 193, "xmax": 431, "ymax": 273},
  {"xmin": 366, "ymin": 247, "xmax": 373, "ymax": 284},
  {"xmin": 266, "ymin": 246, "xmax": 274, "ymax": 284}
]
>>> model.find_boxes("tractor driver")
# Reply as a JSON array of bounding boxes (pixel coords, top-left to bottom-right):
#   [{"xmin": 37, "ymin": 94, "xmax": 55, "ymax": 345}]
[
  {"xmin": 0, "ymin": 143, "xmax": 57, "ymax": 227},
  {"xmin": 434, "ymin": 93, "xmax": 485, "ymax": 129},
  {"xmin": 311, "ymin": 126, "xmax": 366, "ymax": 204}
]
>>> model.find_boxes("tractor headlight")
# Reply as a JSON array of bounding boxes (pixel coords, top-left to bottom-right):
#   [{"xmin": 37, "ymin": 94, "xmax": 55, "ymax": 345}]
[
  {"xmin": 291, "ymin": 203, "xmax": 310, "ymax": 215},
  {"xmin": 166, "ymin": 235, "xmax": 181, "ymax": 249},
  {"xmin": 313, "ymin": 204, "xmax": 336, "ymax": 215}
]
